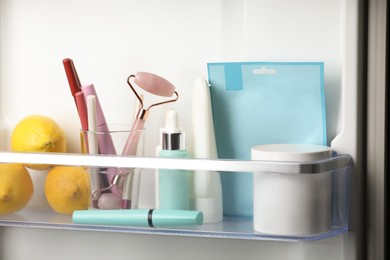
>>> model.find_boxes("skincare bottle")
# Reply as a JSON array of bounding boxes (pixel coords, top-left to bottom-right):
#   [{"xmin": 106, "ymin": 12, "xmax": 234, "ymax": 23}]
[
  {"xmin": 159, "ymin": 109, "xmax": 190, "ymax": 210},
  {"xmin": 191, "ymin": 77, "xmax": 223, "ymax": 223}
]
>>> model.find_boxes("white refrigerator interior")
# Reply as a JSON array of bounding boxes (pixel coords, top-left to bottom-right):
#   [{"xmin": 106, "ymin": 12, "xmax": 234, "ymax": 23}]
[{"xmin": 0, "ymin": 0, "xmax": 362, "ymax": 260}]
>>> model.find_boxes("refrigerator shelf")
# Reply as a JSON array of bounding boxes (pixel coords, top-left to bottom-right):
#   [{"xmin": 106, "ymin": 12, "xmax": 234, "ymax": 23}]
[
  {"xmin": 0, "ymin": 152, "xmax": 350, "ymax": 174},
  {"xmin": 0, "ymin": 152, "xmax": 350, "ymax": 241},
  {"xmin": 0, "ymin": 210, "xmax": 348, "ymax": 242}
]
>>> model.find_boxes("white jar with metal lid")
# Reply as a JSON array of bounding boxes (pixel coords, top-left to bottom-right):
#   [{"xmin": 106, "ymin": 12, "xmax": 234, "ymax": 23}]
[{"xmin": 251, "ymin": 144, "xmax": 333, "ymax": 236}]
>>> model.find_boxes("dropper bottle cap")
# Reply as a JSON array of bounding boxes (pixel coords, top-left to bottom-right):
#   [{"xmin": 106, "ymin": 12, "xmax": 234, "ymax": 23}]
[{"xmin": 161, "ymin": 109, "xmax": 185, "ymax": 151}]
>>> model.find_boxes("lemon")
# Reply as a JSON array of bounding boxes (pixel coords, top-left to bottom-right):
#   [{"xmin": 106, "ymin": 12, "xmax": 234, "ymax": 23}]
[
  {"xmin": 0, "ymin": 163, "xmax": 34, "ymax": 215},
  {"xmin": 11, "ymin": 114, "xmax": 67, "ymax": 170},
  {"xmin": 45, "ymin": 166, "xmax": 90, "ymax": 214}
]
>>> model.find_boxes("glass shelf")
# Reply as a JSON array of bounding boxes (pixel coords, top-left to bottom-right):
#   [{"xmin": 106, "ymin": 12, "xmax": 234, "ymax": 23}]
[
  {"xmin": 0, "ymin": 152, "xmax": 351, "ymax": 241},
  {"xmin": 0, "ymin": 209, "xmax": 348, "ymax": 241}
]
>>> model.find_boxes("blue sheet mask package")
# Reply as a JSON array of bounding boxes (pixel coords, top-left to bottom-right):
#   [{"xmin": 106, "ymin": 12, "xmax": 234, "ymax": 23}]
[{"xmin": 207, "ymin": 62, "xmax": 327, "ymax": 218}]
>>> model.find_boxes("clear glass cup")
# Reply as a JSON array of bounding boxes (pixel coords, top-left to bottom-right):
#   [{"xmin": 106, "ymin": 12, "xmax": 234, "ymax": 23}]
[{"xmin": 80, "ymin": 125, "xmax": 145, "ymax": 210}]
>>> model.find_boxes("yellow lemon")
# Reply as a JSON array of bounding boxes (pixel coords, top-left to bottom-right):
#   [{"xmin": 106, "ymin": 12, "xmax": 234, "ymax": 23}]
[
  {"xmin": 0, "ymin": 163, "xmax": 34, "ymax": 215},
  {"xmin": 11, "ymin": 114, "xmax": 67, "ymax": 170},
  {"xmin": 45, "ymin": 166, "xmax": 90, "ymax": 214}
]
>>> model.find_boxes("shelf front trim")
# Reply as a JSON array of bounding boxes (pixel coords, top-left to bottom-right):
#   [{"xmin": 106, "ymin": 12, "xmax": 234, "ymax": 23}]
[{"xmin": 0, "ymin": 152, "xmax": 350, "ymax": 174}]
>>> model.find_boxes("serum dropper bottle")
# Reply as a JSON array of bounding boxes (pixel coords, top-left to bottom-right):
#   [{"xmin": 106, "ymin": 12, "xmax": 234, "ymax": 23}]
[{"xmin": 158, "ymin": 109, "xmax": 190, "ymax": 210}]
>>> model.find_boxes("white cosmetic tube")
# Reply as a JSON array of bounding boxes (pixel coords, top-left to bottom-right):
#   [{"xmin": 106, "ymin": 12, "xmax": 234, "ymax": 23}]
[{"xmin": 190, "ymin": 77, "xmax": 223, "ymax": 223}]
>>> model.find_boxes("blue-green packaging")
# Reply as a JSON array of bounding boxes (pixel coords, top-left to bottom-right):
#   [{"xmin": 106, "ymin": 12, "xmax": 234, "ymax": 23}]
[{"xmin": 207, "ymin": 62, "xmax": 327, "ymax": 218}]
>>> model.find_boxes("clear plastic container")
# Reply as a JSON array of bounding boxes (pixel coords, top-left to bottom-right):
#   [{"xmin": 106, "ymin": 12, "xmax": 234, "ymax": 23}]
[{"xmin": 0, "ymin": 151, "xmax": 350, "ymax": 241}]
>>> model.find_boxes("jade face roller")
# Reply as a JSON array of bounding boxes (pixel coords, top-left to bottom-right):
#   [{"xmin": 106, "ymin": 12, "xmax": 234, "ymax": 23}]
[
  {"xmin": 121, "ymin": 72, "xmax": 179, "ymax": 156},
  {"xmin": 97, "ymin": 72, "xmax": 179, "ymax": 209}
]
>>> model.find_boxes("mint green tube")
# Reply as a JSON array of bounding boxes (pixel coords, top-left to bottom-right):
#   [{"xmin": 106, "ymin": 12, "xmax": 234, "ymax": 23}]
[{"xmin": 73, "ymin": 209, "xmax": 203, "ymax": 227}]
